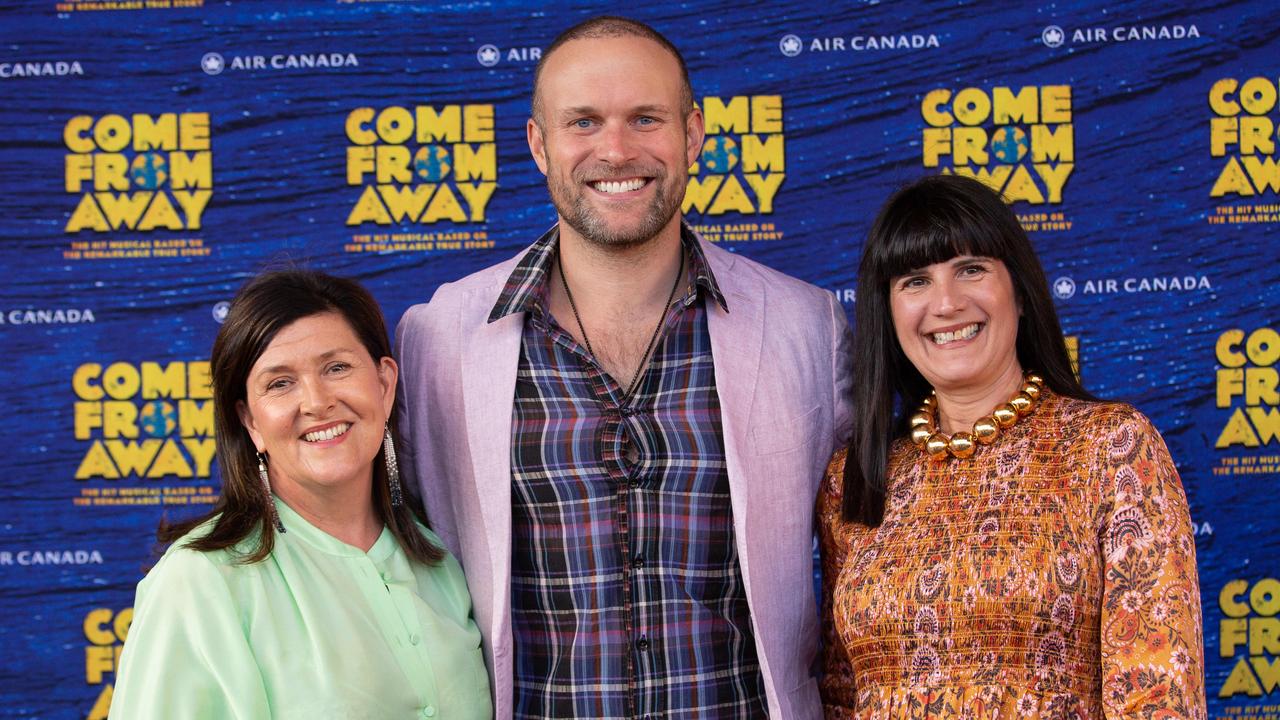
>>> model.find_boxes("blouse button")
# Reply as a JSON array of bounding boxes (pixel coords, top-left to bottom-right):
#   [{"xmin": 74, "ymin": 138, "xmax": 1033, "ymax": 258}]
[
  {"xmin": 409, "ymin": 633, "xmax": 421, "ymax": 646},
  {"xmin": 421, "ymin": 706, "xmax": 436, "ymax": 718}
]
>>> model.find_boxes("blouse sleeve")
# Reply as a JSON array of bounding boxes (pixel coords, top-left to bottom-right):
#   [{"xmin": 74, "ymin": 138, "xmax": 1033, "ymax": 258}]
[
  {"xmin": 816, "ymin": 449, "xmax": 859, "ymax": 718},
  {"xmin": 1095, "ymin": 409, "xmax": 1207, "ymax": 720},
  {"xmin": 109, "ymin": 548, "xmax": 270, "ymax": 720}
]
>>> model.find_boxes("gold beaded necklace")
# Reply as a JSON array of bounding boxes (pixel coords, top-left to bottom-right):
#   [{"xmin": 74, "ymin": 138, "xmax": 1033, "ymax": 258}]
[{"xmin": 910, "ymin": 373, "xmax": 1045, "ymax": 460}]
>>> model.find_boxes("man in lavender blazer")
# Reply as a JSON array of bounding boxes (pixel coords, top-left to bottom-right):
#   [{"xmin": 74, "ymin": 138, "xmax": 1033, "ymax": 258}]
[{"xmin": 395, "ymin": 16, "xmax": 852, "ymax": 719}]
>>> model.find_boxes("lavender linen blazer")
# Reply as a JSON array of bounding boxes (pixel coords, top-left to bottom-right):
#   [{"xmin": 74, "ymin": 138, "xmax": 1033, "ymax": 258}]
[{"xmin": 394, "ymin": 236, "xmax": 853, "ymax": 719}]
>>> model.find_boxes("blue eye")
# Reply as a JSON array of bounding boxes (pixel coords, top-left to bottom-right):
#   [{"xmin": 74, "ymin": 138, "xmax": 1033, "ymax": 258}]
[
  {"xmin": 573, "ymin": 118, "xmax": 594, "ymax": 129},
  {"xmin": 635, "ymin": 116, "xmax": 655, "ymax": 126}
]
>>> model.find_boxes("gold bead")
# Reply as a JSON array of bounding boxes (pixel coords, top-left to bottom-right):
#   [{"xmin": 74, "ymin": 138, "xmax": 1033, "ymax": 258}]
[
  {"xmin": 1009, "ymin": 393, "xmax": 1033, "ymax": 415},
  {"xmin": 921, "ymin": 394, "xmax": 936, "ymax": 408},
  {"xmin": 910, "ymin": 411, "xmax": 933, "ymax": 428},
  {"xmin": 911, "ymin": 425, "xmax": 933, "ymax": 447},
  {"xmin": 973, "ymin": 417, "xmax": 1000, "ymax": 444},
  {"xmin": 1022, "ymin": 383, "xmax": 1041, "ymax": 400},
  {"xmin": 993, "ymin": 404, "xmax": 1018, "ymax": 427},
  {"xmin": 948, "ymin": 432, "xmax": 976, "ymax": 458},
  {"xmin": 925, "ymin": 433, "xmax": 950, "ymax": 459},
  {"xmin": 1026, "ymin": 373, "xmax": 1044, "ymax": 386}
]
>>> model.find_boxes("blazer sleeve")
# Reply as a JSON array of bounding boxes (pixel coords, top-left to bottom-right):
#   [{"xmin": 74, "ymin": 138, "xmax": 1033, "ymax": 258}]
[
  {"xmin": 826, "ymin": 290, "xmax": 854, "ymax": 449},
  {"xmin": 393, "ymin": 300, "xmax": 462, "ymax": 553},
  {"xmin": 1094, "ymin": 410, "xmax": 1207, "ymax": 720},
  {"xmin": 109, "ymin": 550, "xmax": 269, "ymax": 720}
]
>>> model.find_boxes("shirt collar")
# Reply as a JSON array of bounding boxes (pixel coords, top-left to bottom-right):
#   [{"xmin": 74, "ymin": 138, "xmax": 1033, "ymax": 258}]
[{"xmin": 487, "ymin": 222, "xmax": 728, "ymax": 323}]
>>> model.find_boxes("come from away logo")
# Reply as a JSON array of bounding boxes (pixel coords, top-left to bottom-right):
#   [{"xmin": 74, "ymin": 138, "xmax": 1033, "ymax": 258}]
[
  {"xmin": 921, "ymin": 85, "xmax": 1075, "ymax": 229},
  {"xmin": 71, "ymin": 360, "xmax": 218, "ymax": 509},
  {"xmin": 1207, "ymin": 77, "xmax": 1280, "ymax": 226},
  {"xmin": 684, "ymin": 95, "xmax": 787, "ymax": 244},
  {"xmin": 62, "ymin": 112, "xmax": 213, "ymax": 260},
  {"xmin": 343, "ymin": 104, "xmax": 498, "ymax": 253}
]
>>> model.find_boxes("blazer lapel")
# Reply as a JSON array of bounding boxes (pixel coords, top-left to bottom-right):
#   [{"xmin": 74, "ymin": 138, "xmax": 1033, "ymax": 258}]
[
  {"xmin": 460, "ymin": 281, "xmax": 522, "ymax": 645},
  {"xmin": 704, "ymin": 247, "xmax": 766, "ymax": 596}
]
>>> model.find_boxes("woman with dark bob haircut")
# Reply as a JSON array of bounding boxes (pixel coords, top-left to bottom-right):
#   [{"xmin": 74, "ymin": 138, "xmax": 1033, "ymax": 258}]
[
  {"xmin": 110, "ymin": 270, "xmax": 491, "ymax": 718},
  {"xmin": 817, "ymin": 175, "xmax": 1206, "ymax": 718}
]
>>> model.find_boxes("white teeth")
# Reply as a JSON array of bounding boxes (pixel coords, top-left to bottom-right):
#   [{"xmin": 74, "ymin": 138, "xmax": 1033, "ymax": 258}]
[
  {"xmin": 592, "ymin": 178, "xmax": 646, "ymax": 194},
  {"xmin": 932, "ymin": 323, "xmax": 981, "ymax": 345},
  {"xmin": 303, "ymin": 423, "xmax": 351, "ymax": 442}
]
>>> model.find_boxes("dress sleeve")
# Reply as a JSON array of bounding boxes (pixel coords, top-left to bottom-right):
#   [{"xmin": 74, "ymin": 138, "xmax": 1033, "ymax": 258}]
[
  {"xmin": 109, "ymin": 549, "xmax": 270, "ymax": 720},
  {"xmin": 1095, "ymin": 410, "xmax": 1207, "ymax": 720},
  {"xmin": 816, "ymin": 450, "xmax": 858, "ymax": 718}
]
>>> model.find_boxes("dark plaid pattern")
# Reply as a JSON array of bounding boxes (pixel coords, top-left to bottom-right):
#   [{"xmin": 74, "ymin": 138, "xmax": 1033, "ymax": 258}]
[{"xmin": 492, "ymin": 225, "xmax": 767, "ymax": 719}]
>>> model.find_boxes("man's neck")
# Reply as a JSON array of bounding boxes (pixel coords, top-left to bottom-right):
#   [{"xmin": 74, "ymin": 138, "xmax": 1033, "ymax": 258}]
[
  {"xmin": 547, "ymin": 216, "xmax": 688, "ymax": 391},
  {"xmin": 554, "ymin": 217, "xmax": 686, "ymax": 315}
]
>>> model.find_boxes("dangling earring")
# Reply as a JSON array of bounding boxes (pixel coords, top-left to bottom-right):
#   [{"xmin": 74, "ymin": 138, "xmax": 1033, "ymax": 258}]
[
  {"xmin": 383, "ymin": 424, "xmax": 403, "ymax": 507},
  {"xmin": 257, "ymin": 452, "xmax": 285, "ymax": 533}
]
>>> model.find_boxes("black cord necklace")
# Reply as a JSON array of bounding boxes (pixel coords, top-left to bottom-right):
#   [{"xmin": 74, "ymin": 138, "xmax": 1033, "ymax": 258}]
[{"xmin": 557, "ymin": 245, "xmax": 685, "ymax": 404}]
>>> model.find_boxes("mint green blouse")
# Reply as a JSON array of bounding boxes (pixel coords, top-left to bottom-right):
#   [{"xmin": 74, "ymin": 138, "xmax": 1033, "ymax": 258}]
[{"xmin": 109, "ymin": 499, "xmax": 492, "ymax": 719}]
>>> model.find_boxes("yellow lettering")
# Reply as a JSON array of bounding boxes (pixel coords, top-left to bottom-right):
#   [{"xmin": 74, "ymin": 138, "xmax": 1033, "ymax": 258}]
[
  {"xmin": 345, "ymin": 107, "xmax": 377, "ymax": 145},
  {"xmin": 346, "ymin": 184, "xmax": 393, "ymax": 225},
  {"xmin": 750, "ymin": 95, "xmax": 782, "ymax": 133},
  {"xmin": 1211, "ymin": 156, "xmax": 1255, "ymax": 197},
  {"xmin": 1216, "ymin": 407, "xmax": 1260, "ymax": 448},
  {"xmin": 75, "ymin": 441, "xmax": 121, "ymax": 479},
  {"xmin": 744, "ymin": 173, "xmax": 785, "ymax": 213},
  {"xmin": 377, "ymin": 184, "xmax": 435, "ymax": 222},
  {"xmin": 1221, "ymin": 656, "xmax": 1264, "ymax": 698},
  {"xmin": 147, "ymin": 439, "xmax": 193, "ymax": 478},
  {"xmin": 1034, "ymin": 163, "xmax": 1073, "ymax": 203},
  {"xmin": 703, "ymin": 96, "xmax": 749, "ymax": 134},
  {"xmin": 922, "ymin": 127, "xmax": 951, "ymax": 167},
  {"xmin": 421, "ymin": 183, "xmax": 468, "ymax": 223},
  {"xmin": 455, "ymin": 182, "xmax": 497, "ymax": 221},
  {"xmin": 453, "ymin": 144, "xmax": 497, "ymax": 181},
  {"xmin": 179, "ymin": 400, "xmax": 214, "ymax": 436},
  {"xmin": 992, "ymin": 86, "xmax": 1039, "ymax": 124},
  {"xmin": 1030, "ymin": 124, "xmax": 1074, "ymax": 162},
  {"xmin": 169, "ymin": 151, "xmax": 213, "ymax": 189},
  {"xmin": 921, "ymin": 89, "xmax": 953, "ymax": 127},
  {"xmin": 1001, "ymin": 165, "xmax": 1045, "ymax": 204},
  {"xmin": 682, "ymin": 175, "xmax": 723, "ymax": 214},
  {"xmin": 171, "ymin": 190, "xmax": 211, "ymax": 230},
  {"xmin": 415, "ymin": 105, "xmax": 461, "ymax": 143},
  {"xmin": 741, "ymin": 134, "xmax": 784, "ymax": 172},
  {"xmin": 1210, "ymin": 78, "xmax": 1241, "ymax": 116},
  {"xmin": 64, "ymin": 115, "xmax": 95, "ymax": 153},
  {"xmin": 182, "ymin": 437, "xmax": 217, "ymax": 477},
  {"xmin": 462, "ymin": 104, "xmax": 494, "ymax": 143},
  {"xmin": 65, "ymin": 193, "xmax": 110, "ymax": 233}
]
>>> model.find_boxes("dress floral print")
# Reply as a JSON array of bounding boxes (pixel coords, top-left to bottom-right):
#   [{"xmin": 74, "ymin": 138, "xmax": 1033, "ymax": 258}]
[{"xmin": 817, "ymin": 390, "xmax": 1206, "ymax": 719}]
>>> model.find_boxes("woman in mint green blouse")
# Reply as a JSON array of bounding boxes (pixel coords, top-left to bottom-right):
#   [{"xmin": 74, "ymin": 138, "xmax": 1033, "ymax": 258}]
[{"xmin": 110, "ymin": 271, "xmax": 491, "ymax": 719}]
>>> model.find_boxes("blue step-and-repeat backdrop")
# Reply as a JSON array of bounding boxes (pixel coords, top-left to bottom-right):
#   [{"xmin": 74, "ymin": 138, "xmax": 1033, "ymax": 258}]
[{"xmin": 1, "ymin": 1, "xmax": 1278, "ymax": 717}]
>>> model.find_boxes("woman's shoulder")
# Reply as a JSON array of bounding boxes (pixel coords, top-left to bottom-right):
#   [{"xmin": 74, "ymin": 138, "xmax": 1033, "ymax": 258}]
[
  {"xmin": 144, "ymin": 517, "xmax": 263, "ymax": 591},
  {"xmin": 1048, "ymin": 393, "xmax": 1161, "ymax": 442}
]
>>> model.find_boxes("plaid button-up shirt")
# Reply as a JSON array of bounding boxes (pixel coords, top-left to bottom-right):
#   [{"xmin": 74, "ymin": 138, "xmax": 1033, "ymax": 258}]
[{"xmin": 489, "ymin": 225, "xmax": 767, "ymax": 719}]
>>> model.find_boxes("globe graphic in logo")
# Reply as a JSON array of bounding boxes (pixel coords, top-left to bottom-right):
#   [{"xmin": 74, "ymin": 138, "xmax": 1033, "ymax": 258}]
[
  {"xmin": 139, "ymin": 401, "xmax": 178, "ymax": 438},
  {"xmin": 131, "ymin": 152, "xmax": 169, "ymax": 190},
  {"xmin": 414, "ymin": 146, "xmax": 452, "ymax": 181},
  {"xmin": 701, "ymin": 137, "xmax": 739, "ymax": 174},
  {"xmin": 991, "ymin": 127, "xmax": 1029, "ymax": 164}
]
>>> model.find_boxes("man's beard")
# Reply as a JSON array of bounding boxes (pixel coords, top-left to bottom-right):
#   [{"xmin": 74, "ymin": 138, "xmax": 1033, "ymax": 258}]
[{"xmin": 546, "ymin": 161, "xmax": 683, "ymax": 248}]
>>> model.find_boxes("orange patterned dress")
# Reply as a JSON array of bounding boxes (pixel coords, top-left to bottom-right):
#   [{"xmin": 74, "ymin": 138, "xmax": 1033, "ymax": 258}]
[{"xmin": 817, "ymin": 389, "xmax": 1206, "ymax": 719}]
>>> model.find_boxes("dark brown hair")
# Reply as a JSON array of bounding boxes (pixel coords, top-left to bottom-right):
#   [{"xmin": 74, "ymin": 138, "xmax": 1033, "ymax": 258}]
[
  {"xmin": 843, "ymin": 174, "xmax": 1093, "ymax": 526},
  {"xmin": 531, "ymin": 15, "xmax": 695, "ymax": 126},
  {"xmin": 158, "ymin": 270, "xmax": 443, "ymax": 565}
]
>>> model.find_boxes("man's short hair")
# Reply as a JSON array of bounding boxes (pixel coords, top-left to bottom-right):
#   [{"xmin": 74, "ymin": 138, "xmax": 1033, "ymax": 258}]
[{"xmin": 531, "ymin": 15, "xmax": 696, "ymax": 127}]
